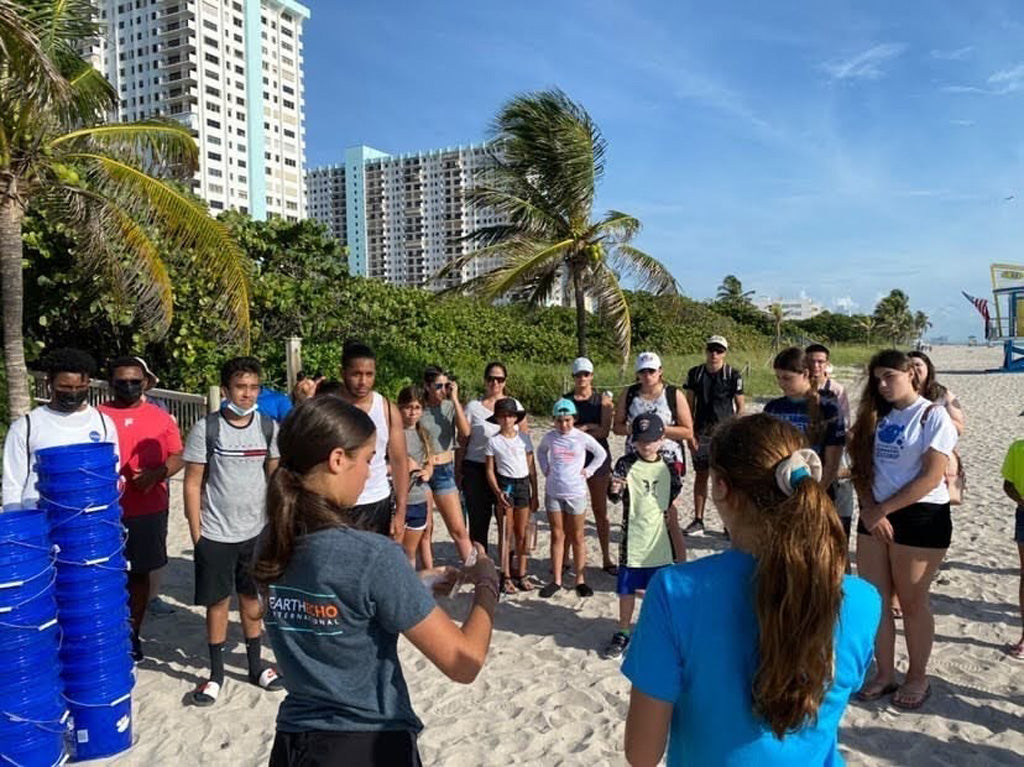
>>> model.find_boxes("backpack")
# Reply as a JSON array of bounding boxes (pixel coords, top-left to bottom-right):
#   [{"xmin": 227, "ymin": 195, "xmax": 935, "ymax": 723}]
[
  {"xmin": 921, "ymin": 404, "xmax": 965, "ymax": 506},
  {"xmin": 204, "ymin": 411, "xmax": 275, "ymax": 479}
]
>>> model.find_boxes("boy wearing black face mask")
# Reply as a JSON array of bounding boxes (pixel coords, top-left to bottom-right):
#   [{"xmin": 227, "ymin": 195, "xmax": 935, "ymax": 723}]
[
  {"xmin": 98, "ymin": 357, "xmax": 184, "ymax": 660},
  {"xmin": 2, "ymin": 348, "xmax": 119, "ymax": 511}
]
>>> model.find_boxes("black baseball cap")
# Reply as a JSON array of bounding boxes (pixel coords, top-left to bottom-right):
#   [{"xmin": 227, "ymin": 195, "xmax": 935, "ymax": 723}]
[{"xmin": 631, "ymin": 413, "xmax": 665, "ymax": 442}]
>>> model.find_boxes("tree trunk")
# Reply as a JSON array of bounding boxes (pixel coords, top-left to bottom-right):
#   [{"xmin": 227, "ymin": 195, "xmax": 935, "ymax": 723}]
[
  {"xmin": 0, "ymin": 197, "xmax": 30, "ymax": 419},
  {"xmin": 572, "ymin": 266, "xmax": 587, "ymax": 357}
]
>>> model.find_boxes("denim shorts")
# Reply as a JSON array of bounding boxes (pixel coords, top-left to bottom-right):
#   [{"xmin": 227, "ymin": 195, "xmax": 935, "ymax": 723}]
[
  {"xmin": 428, "ymin": 461, "xmax": 459, "ymax": 497},
  {"xmin": 405, "ymin": 502, "xmax": 428, "ymax": 532},
  {"xmin": 1015, "ymin": 507, "xmax": 1024, "ymax": 544},
  {"xmin": 616, "ymin": 564, "xmax": 667, "ymax": 596}
]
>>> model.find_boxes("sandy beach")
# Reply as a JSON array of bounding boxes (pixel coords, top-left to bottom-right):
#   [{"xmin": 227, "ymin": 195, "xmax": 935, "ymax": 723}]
[{"xmin": 99, "ymin": 344, "xmax": 1024, "ymax": 766}]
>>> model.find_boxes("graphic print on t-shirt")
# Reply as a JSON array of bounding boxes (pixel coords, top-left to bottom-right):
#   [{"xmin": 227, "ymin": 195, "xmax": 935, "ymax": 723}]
[
  {"xmin": 876, "ymin": 420, "xmax": 908, "ymax": 459},
  {"xmin": 266, "ymin": 584, "xmax": 344, "ymax": 636}
]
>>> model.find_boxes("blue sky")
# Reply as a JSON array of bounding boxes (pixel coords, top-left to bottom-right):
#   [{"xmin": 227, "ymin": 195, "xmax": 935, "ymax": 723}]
[{"xmin": 302, "ymin": 0, "xmax": 1023, "ymax": 340}]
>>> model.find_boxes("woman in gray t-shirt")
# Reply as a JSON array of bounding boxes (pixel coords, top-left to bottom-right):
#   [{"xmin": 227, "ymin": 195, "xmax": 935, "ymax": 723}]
[{"xmin": 254, "ymin": 397, "xmax": 500, "ymax": 767}]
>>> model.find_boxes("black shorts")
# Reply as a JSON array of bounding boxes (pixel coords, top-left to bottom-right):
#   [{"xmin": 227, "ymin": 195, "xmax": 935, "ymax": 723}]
[
  {"xmin": 856, "ymin": 501, "xmax": 952, "ymax": 549},
  {"xmin": 349, "ymin": 496, "xmax": 393, "ymax": 536},
  {"xmin": 689, "ymin": 431, "xmax": 713, "ymax": 472},
  {"xmin": 270, "ymin": 729, "xmax": 421, "ymax": 767},
  {"xmin": 496, "ymin": 475, "xmax": 531, "ymax": 508},
  {"xmin": 124, "ymin": 510, "xmax": 168, "ymax": 574},
  {"xmin": 194, "ymin": 534, "xmax": 259, "ymax": 606}
]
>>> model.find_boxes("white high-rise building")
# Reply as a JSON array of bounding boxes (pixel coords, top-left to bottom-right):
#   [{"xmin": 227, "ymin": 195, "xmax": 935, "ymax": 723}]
[{"xmin": 87, "ymin": 0, "xmax": 309, "ymax": 221}]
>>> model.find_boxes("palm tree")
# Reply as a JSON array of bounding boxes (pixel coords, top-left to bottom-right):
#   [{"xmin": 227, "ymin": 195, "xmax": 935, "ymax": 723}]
[
  {"xmin": 912, "ymin": 310, "xmax": 931, "ymax": 339},
  {"xmin": 436, "ymin": 89, "xmax": 677, "ymax": 361},
  {"xmin": 856, "ymin": 316, "xmax": 876, "ymax": 345},
  {"xmin": 716, "ymin": 274, "xmax": 754, "ymax": 304},
  {"xmin": 767, "ymin": 303, "xmax": 785, "ymax": 350},
  {"xmin": 1, "ymin": 1, "xmax": 250, "ymax": 418}
]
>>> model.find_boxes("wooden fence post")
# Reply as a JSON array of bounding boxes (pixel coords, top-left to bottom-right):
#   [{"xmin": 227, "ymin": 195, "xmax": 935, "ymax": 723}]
[{"xmin": 286, "ymin": 336, "xmax": 302, "ymax": 395}]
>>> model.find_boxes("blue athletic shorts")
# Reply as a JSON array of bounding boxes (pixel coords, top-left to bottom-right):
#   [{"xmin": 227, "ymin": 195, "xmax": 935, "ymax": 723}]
[
  {"xmin": 1015, "ymin": 507, "xmax": 1024, "ymax": 544},
  {"xmin": 429, "ymin": 461, "xmax": 459, "ymax": 497},
  {"xmin": 405, "ymin": 502, "xmax": 428, "ymax": 531},
  {"xmin": 616, "ymin": 564, "xmax": 667, "ymax": 596}
]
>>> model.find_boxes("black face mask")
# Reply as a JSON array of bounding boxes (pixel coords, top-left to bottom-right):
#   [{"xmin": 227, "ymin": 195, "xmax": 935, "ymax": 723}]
[
  {"xmin": 112, "ymin": 379, "xmax": 144, "ymax": 403},
  {"xmin": 52, "ymin": 389, "xmax": 89, "ymax": 412}
]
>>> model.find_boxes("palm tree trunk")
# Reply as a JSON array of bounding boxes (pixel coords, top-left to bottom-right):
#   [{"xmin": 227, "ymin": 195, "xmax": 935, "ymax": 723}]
[
  {"xmin": 0, "ymin": 196, "xmax": 30, "ymax": 418},
  {"xmin": 572, "ymin": 266, "xmax": 587, "ymax": 357}
]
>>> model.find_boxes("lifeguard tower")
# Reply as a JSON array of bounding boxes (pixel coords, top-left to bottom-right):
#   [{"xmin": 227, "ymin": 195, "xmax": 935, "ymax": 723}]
[{"xmin": 991, "ymin": 263, "xmax": 1024, "ymax": 370}]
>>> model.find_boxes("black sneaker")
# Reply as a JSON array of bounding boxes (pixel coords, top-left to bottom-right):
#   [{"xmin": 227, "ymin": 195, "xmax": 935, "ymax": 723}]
[
  {"xmin": 575, "ymin": 583, "xmax": 594, "ymax": 598},
  {"xmin": 539, "ymin": 581, "xmax": 561, "ymax": 598},
  {"xmin": 683, "ymin": 519, "xmax": 705, "ymax": 537},
  {"xmin": 603, "ymin": 631, "xmax": 630, "ymax": 659}
]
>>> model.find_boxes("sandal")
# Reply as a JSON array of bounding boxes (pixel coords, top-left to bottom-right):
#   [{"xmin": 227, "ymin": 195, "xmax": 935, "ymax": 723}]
[
  {"xmin": 1005, "ymin": 641, "xmax": 1024, "ymax": 660},
  {"xmin": 513, "ymin": 576, "xmax": 534, "ymax": 592},
  {"xmin": 854, "ymin": 681, "xmax": 898, "ymax": 702},
  {"xmin": 252, "ymin": 667, "xmax": 285, "ymax": 692},
  {"xmin": 501, "ymin": 576, "xmax": 518, "ymax": 595},
  {"xmin": 602, "ymin": 563, "xmax": 619, "ymax": 576},
  {"xmin": 188, "ymin": 680, "xmax": 221, "ymax": 707},
  {"xmin": 892, "ymin": 684, "xmax": 931, "ymax": 711}
]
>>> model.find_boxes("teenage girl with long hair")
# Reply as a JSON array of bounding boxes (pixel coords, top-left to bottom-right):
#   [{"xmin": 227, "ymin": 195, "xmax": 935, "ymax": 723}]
[
  {"xmin": 907, "ymin": 351, "xmax": 965, "ymax": 435},
  {"xmin": 849, "ymin": 350, "xmax": 958, "ymax": 710},
  {"xmin": 622, "ymin": 414, "xmax": 880, "ymax": 765},
  {"xmin": 397, "ymin": 386, "xmax": 433, "ymax": 568},
  {"xmin": 253, "ymin": 397, "xmax": 499, "ymax": 767}
]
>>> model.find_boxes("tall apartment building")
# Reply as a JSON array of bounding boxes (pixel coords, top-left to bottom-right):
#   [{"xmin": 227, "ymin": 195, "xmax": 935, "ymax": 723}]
[
  {"xmin": 85, "ymin": 0, "xmax": 309, "ymax": 220},
  {"xmin": 308, "ymin": 144, "xmax": 510, "ymax": 289}
]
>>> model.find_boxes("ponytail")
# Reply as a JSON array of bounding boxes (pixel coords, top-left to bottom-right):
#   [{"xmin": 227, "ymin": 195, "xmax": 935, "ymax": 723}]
[{"xmin": 710, "ymin": 414, "xmax": 846, "ymax": 738}]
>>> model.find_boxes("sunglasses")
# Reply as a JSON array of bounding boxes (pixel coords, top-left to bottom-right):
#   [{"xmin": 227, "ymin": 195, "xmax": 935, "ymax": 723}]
[
  {"xmin": 572, "ymin": 371, "xmax": 592, "ymax": 378},
  {"xmin": 706, "ymin": 347, "xmax": 726, "ymax": 355},
  {"xmin": 486, "ymin": 376, "xmax": 506, "ymax": 384},
  {"xmin": 433, "ymin": 382, "xmax": 451, "ymax": 390}
]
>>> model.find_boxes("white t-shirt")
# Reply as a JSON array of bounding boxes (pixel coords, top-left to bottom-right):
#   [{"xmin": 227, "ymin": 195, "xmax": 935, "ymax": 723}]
[
  {"xmin": 2, "ymin": 405, "xmax": 119, "ymax": 511},
  {"xmin": 872, "ymin": 396, "xmax": 958, "ymax": 505},
  {"xmin": 536, "ymin": 428, "xmax": 607, "ymax": 500},
  {"xmin": 485, "ymin": 432, "xmax": 534, "ymax": 479},
  {"xmin": 464, "ymin": 398, "xmax": 525, "ymax": 463}
]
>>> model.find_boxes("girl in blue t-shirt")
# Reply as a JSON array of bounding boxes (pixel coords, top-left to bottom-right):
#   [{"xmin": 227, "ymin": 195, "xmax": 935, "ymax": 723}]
[{"xmin": 622, "ymin": 413, "xmax": 880, "ymax": 767}]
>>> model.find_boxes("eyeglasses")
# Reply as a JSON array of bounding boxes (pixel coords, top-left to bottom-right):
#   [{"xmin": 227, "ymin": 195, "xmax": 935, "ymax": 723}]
[
  {"xmin": 706, "ymin": 347, "xmax": 726, "ymax": 355},
  {"xmin": 485, "ymin": 376, "xmax": 506, "ymax": 384}
]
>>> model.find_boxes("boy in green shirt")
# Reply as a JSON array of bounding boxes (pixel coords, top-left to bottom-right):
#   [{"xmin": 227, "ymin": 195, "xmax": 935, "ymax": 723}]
[{"xmin": 1001, "ymin": 439, "xmax": 1024, "ymax": 659}]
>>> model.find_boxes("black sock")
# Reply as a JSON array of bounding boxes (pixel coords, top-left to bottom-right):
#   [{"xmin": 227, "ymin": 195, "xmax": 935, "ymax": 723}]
[
  {"xmin": 208, "ymin": 642, "xmax": 225, "ymax": 685},
  {"xmin": 246, "ymin": 636, "xmax": 263, "ymax": 680}
]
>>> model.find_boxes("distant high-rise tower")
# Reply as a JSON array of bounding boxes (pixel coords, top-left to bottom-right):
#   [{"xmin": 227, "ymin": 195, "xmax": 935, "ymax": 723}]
[{"xmin": 86, "ymin": 0, "xmax": 309, "ymax": 221}]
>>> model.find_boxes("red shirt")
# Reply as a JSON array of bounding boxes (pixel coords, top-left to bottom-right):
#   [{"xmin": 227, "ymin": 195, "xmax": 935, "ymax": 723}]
[{"xmin": 99, "ymin": 401, "xmax": 183, "ymax": 518}]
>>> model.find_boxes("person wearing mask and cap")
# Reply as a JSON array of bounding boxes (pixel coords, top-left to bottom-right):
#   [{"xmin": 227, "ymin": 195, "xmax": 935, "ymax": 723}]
[
  {"xmin": 99, "ymin": 357, "xmax": 185, "ymax": 660},
  {"xmin": 2, "ymin": 348, "xmax": 119, "ymax": 511},
  {"xmin": 683, "ymin": 336, "xmax": 744, "ymax": 537}
]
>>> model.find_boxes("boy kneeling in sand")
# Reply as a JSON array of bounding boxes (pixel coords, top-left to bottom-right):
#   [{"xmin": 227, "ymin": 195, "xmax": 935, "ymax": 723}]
[
  {"xmin": 1001, "ymin": 437, "xmax": 1024, "ymax": 659},
  {"xmin": 604, "ymin": 413, "xmax": 686, "ymax": 659}
]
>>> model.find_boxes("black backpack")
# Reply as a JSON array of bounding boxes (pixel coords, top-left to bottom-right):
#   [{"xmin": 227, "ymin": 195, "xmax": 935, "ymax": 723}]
[{"xmin": 204, "ymin": 411, "xmax": 276, "ymax": 476}]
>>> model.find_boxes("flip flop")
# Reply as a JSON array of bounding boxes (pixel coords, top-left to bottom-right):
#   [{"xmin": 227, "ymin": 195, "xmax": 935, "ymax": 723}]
[
  {"xmin": 854, "ymin": 682, "xmax": 899, "ymax": 702},
  {"xmin": 501, "ymin": 577, "xmax": 518, "ymax": 595},
  {"xmin": 188, "ymin": 680, "xmax": 221, "ymax": 707},
  {"xmin": 513, "ymin": 576, "xmax": 534, "ymax": 592},
  {"xmin": 1005, "ymin": 641, "xmax": 1024, "ymax": 660},
  {"xmin": 253, "ymin": 667, "xmax": 285, "ymax": 692},
  {"xmin": 891, "ymin": 684, "xmax": 931, "ymax": 711},
  {"xmin": 602, "ymin": 564, "xmax": 619, "ymax": 576}
]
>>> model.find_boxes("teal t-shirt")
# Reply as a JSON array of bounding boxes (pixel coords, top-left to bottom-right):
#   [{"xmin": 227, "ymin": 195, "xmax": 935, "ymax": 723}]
[{"xmin": 622, "ymin": 550, "xmax": 881, "ymax": 766}]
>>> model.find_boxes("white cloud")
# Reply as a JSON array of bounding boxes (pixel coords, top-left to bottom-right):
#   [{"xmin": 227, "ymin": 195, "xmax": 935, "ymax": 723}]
[
  {"xmin": 823, "ymin": 43, "xmax": 907, "ymax": 81},
  {"xmin": 930, "ymin": 46, "xmax": 974, "ymax": 61},
  {"xmin": 833, "ymin": 296, "xmax": 858, "ymax": 314},
  {"xmin": 949, "ymin": 119, "xmax": 975, "ymax": 126},
  {"xmin": 943, "ymin": 63, "xmax": 1024, "ymax": 95}
]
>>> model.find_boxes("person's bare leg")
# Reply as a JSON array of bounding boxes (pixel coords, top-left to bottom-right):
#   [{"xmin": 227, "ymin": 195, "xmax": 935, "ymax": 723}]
[
  {"xmin": 548, "ymin": 512, "xmax": 565, "ymax": 586},
  {"xmin": 568, "ymin": 514, "xmax": 587, "ymax": 585},
  {"xmin": 513, "ymin": 507, "xmax": 531, "ymax": 585},
  {"xmin": 206, "ymin": 598, "xmax": 230, "ymax": 644},
  {"xmin": 588, "ymin": 473, "xmax": 613, "ymax": 568},
  {"xmin": 890, "ymin": 543, "xmax": 946, "ymax": 702},
  {"xmin": 856, "ymin": 533, "xmax": 896, "ymax": 693},
  {"xmin": 402, "ymin": 529, "xmax": 425, "ymax": 568},
  {"xmin": 618, "ymin": 594, "xmax": 636, "ymax": 631},
  {"xmin": 128, "ymin": 572, "xmax": 150, "ymax": 637},
  {"xmin": 238, "ymin": 593, "xmax": 263, "ymax": 640},
  {"xmin": 693, "ymin": 468, "xmax": 709, "ymax": 522},
  {"xmin": 434, "ymin": 491, "xmax": 473, "ymax": 561},
  {"xmin": 418, "ymin": 496, "xmax": 435, "ymax": 570},
  {"xmin": 1014, "ymin": 543, "xmax": 1024, "ymax": 653}
]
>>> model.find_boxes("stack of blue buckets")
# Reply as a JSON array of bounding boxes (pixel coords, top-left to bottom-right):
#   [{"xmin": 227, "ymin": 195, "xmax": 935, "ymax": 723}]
[
  {"xmin": 0, "ymin": 509, "xmax": 68, "ymax": 767},
  {"xmin": 36, "ymin": 442, "xmax": 134, "ymax": 762}
]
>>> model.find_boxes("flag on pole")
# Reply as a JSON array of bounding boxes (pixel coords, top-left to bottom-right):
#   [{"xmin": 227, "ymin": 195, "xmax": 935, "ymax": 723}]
[{"xmin": 962, "ymin": 291, "xmax": 992, "ymax": 338}]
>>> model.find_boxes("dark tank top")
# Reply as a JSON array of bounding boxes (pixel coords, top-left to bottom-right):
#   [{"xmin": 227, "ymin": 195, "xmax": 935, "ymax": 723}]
[{"xmin": 566, "ymin": 390, "xmax": 611, "ymax": 463}]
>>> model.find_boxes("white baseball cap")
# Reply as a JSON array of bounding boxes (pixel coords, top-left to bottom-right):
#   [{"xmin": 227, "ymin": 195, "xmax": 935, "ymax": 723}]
[
  {"xmin": 571, "ymin": 357, "xmax": 594, "ymax": 375},
  {"xmin": 635, "ymin": 351, "xmax": 662, "ymax": 372},
  {"xmin": 706, "ymin": 335, "xmax": 729, "ymax": 350}
]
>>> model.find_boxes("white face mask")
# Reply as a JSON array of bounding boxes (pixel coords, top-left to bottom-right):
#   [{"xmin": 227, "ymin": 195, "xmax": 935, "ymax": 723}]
[{"xmin": 225, "ymin": 401, "xmax": 258, "ymax": 417}]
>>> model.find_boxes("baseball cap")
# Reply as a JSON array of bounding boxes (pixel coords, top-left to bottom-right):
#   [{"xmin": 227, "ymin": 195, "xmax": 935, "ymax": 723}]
[
  {"xmin": 552, "ymin": 398, "xmax": 577, "ymax": 417},
  {"xmin": 631, "ymin": 412, "xmax": 665, "ymax": 442},
  {"xmin": 706, "ymin": 335, "xmax": 729, "ymax": 351},
  {"xmin": 635, "ymin": 351, "xmax": 662, "ymax": 372},
  {"xmin": 571, "ymin": 357, "xmax": 594, "ymax": 375},
  {"xmin": 486, "ymin": 397, "xmax": 526, "ymax": 424}
]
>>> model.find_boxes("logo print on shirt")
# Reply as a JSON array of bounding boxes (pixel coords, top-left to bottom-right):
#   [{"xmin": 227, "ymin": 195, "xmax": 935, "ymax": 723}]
[
  {"xmin": 266, "ymin": 585, "xmax": 344, "ymax": 635},
  {"xmin": 641, "ymin": 478, "xmax": 660, "ymax": 496},
  {"xmin": 88, "ymin": 430, "xmax": 101, "ymax": 442},
  {"xmin": 876, "ymin": 419, "xmax": 907, "ymax": 461}
]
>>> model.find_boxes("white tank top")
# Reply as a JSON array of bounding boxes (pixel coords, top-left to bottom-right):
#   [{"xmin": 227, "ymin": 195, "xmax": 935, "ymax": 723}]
[
  {"xmin": 625, "ymin": 386, "xmax": 683, "ymax": 464},
  {"xmin": 356, "ymin": 392, "xmax": 391, "ymax": 505}
]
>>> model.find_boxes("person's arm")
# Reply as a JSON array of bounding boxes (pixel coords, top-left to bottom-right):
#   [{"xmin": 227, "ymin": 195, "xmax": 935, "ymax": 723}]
[
  {"xmin": 866, "ymin": 449, "xmax": 948, "ymax": 522},
  {"xmin": 485, "ymin": 454, "xmax": 508, "ymax": 507},
  {"xmin": 613, "ymin": 391, "xmax": 630, "ymax": 436},
  {"xmin": 734, "ymin": 394, "xmax": 745, "ymax": 415},
  {"xmin": 666, "ymin": 507, "xmax": 686, "ymax": 563},
  {"xmin": 1, "ymin": 419, "xmax": 28, "ymax": 510},
  {"xmin": 404, "ymin": 545, "xmax": 499, "ymax": 684},
  {"xmin": 587, "ymin": 395, "xmax": 613, "ymax": 441},
  {"xmin": 450, "ymin": 384, "xmax": 471, "ymax": 438},
  {"xmin": 536, "ymin": 434, "xmax": 551, "ymax": 477},
  {"xmin": 132, "ymin": 453, "xmax": 185, "ymax": 492},
  {"xmin": 663, "ymin": 389, "xmax": 693, "ymax": 443},
  {"xmin": 821, "ymin": 445, "xmax": 841, "ymax": 489},
  {"xmin": 183, "ymin": 462, "xmax": 205, "ymax": 545},
  {"xmin": 527, "ymin": 451, "xmax": 539, "ymax": 513},
  {"xmin": 387, "ymin": 400, "xmax": 409, "ymax": 537},
  {"xmin": 945, "ymin": 395, "xmax": 965, "ymax": 436},
  {"xmin": 581, "ymin": 433, "xmax": 607, "ymax": 478},
  {"xmin": 625, "ymin": 687, "xmax": 673, "ymax": 767},
  {"xmin": 1003, "ymin": 479, "xmax": 1024, "ymax": 506}
]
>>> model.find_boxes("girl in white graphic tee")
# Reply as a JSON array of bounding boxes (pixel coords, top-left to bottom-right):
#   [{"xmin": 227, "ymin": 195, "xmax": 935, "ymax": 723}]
[{"xmin": 536, "ymin": 399, "xmax": 607, "ymax": 598}]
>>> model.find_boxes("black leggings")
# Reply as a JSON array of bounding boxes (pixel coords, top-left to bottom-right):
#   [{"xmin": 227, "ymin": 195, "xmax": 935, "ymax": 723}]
[
  {"xmin": 270, "ymin": 730, "xmax": 421, "ymax": 767},
  {"xmin": 462, "ymin": 460, "xmax": 496, "ymax": 553}
]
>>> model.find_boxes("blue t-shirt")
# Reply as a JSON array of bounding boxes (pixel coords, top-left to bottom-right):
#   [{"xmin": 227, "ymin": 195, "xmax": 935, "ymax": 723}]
[
  {"xmin": 622, "ymin": 550, "xmax": 880, "ymax": 767},
  {"xmin": 264, "ymin": 527, "xmax": 437, "ymax": 733},
  {"xmin": 763, "ymin": 396, "xmax": 845, "ymax": 457},
  {"xmin": 257, "ymin": 388, "xmax": 293, "ymax": 423}
]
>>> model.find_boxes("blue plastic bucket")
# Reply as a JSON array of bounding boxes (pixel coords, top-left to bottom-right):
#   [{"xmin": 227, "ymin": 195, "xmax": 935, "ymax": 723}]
[
  {"xmin": 0, "ymin": 509, "xmax": 54, "ymax": 568},
  {"xmin": 66, "ymin": 690, "xmax": 132, "ymax": 762},
  {"xmin": 52, "ymin": 528, "xmax": 125, "ymax": 563},
  {"xmin": 41, "ymin": 486, "xmax": 121, "ymax": 527},
  {"xmin": 0, "ymin": 562, "xmax": 55, "ymax": 611},
  {"xmin": 36, "ymin": 459, "xmax": 118, "ymax": 496},
  {"xmin": 34, "ymin": 442, "xmax": 115, "ymax": 473},
  {"xmin": 0, "ymin": 679, "xmax": 68, "ymax": 767},
  {"xmin": 53, "ymin": 587, "xmax": 129, "ymax": 638},
  {"xmin": 0, "ymin": 718, "xmax": 67, "ymax": 767}
]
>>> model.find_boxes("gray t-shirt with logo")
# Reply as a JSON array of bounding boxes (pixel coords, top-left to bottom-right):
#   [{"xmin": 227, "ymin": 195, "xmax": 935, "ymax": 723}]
[
  {"xmin": 263, "ymin": 527, "xmax": 437, "ymax": 733},
  {"xmin": 421, "ymin": 400, "xmax": 456, "ymax": 454},
  {"xmin": 404, "ymin": 427, "xmax": 429, "ymax": 506},
  {"xmin": 183, "ymin": 412, "xmax": 280, "ymax": 543}
]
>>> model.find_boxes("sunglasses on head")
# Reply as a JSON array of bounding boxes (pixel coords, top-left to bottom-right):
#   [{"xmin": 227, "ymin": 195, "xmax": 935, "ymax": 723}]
[{"xmin": 486, "ymin": 376, "xmax": 506, "ymax": 384}]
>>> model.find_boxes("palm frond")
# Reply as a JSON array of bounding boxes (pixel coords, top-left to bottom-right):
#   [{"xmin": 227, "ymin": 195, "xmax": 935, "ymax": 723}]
[
  {"xmin": 589, "ymin": 263, "xmax": 632, "ymax": 364},
  {"xmin": 589, "ymin": 210, "xmax": 641, "ymax": 243},
  {"xmin": 53, "ymin": 120, "xmax": 199, "ymax": 177},
  {"xmin": 610, "ymin": 244, "xmax": 679, "ymax": 296},
  {"xmin": 66, "ymin": 151, "xmax": 251, "ymax": 345},
  {"xmin": 60, "ymin": 55, "xmax": 117, "ymax": 121},
  {"xmin": 0, "ymin": 0, "xmax": 69, "ymax": 105},
  {"xmin": 471, "ymin": 239, "xmax": 572, "ymax": 301}
]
